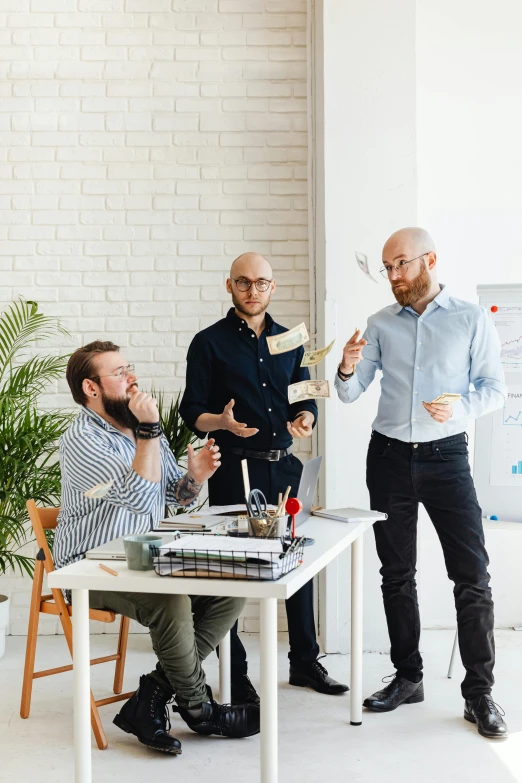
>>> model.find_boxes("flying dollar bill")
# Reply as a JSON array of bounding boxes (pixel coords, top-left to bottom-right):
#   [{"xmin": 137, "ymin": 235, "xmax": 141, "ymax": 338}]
[
  {"xmin": 267, "ymin": 322, "xmax": 309, "ymax": 355},
  {"xmin": 85, "ymin": 480, "xmax": 114, "ymax": 500},
  {"xmin": 355, "ymin": 251, "xmax": 379, "ymax": 284},
  {"xmin": 288, "ymin": 379, "xmax": 330, "ymax": 404},
  {"xmin": 429, "ymin": 393, "xmax": 462, "ymax": 405},
  {"xmin": 300, "ymin": 339, "xmax": 335, "ymax": 367}
]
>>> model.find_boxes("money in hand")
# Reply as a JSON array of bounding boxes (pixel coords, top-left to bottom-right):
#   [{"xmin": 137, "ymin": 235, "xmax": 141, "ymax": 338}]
[
  {"xmin": 300, "ymin": 339, "xmax": 335, "ymax": 367},
  {"xmin": 267, "ymin": 322, "xmax": 309, "ymax": 355},
  {"xmin": 429, "ymin": 393, "xmax": 462, "ymax": 405},
  {"xmin": 288, "ymin": 380, "xmax": 330, "ymax": 404}
]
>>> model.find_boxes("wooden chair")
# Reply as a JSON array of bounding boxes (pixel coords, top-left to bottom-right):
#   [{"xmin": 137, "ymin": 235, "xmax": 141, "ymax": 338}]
[{"xmin": 20, "ymin": 500, "xmax": 133, "ymax": 750}]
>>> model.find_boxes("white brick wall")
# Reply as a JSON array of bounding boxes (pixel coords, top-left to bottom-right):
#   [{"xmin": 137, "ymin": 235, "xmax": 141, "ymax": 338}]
[{"xmin": 0, "ymin": 0, "xmax": 310, "ymax": 637}]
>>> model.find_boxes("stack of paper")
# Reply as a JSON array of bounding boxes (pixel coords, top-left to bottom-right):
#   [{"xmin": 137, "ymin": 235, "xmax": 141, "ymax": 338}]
[
  {"xmin": 155, "ymin": 515, "xmax": 229, "ymax": 532},
  {"xmin": 155, "ymin": 534, "xmax": 284, "ymax": 580}
]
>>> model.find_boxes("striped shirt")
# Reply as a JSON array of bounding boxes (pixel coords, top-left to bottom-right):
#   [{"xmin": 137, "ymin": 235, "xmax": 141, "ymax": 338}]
[{"xmin": 54, "ymin": 406, "xmax": 188, "ymax": 570}]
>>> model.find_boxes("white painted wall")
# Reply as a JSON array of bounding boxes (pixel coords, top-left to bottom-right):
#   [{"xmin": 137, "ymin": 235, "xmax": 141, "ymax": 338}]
[
  {"xmin": 416, "ymin": 0, "xmax": 522, "ymax": 630},
  {"xmin": 0, "ymin": 0, "xmax": 310, "ymax": 637}
]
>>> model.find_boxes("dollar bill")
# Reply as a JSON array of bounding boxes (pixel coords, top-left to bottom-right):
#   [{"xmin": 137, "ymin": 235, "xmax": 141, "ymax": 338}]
[
  {"xmin": 429, "ymin": 393, "xmax": 462, "ymax": 405},
  {"xmin": 267, "ymin": 322, "xmax": 309, "ymax": 355},
  {"xmin": 288, "ymin": 379, "xmax": 330, "ymax": 404},
  {"xmin": 300, "ymin": 339, "xmax": 335, "ymax": 367},
  {"xmin": 355, "ymin": 251, "xmax": 379, "ymax": 284}
]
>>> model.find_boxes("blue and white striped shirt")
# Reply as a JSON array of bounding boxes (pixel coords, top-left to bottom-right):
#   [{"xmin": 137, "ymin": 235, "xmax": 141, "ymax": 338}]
[{"xmin": 54, "ymin": 407, "xmax": 188, "ymax": 569}]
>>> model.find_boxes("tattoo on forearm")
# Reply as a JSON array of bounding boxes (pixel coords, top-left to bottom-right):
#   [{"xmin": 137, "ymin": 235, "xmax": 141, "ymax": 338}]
[{"xmin": 174, "ymin": 473, "xmax": 203, "ymax": 504}]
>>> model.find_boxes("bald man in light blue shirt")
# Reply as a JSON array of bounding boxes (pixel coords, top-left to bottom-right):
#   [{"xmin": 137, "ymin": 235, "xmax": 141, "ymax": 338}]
[{"xmin": 335, "ymin": 227, "xmax": 508, "ymax": 739}]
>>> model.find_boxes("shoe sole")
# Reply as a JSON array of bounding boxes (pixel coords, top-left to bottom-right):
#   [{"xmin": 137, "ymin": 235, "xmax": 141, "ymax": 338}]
[
  {"xmin": 463, "ymin": 711, "xmax": 508, "ymax": 739},
  {"xmin": 363, "ymin": 691, "xmax": 425, "ymax": 712},
  {"xmin": 289, "ymin": 677, "xmax": 349, "ymax": 695},
  {"xmin": 113, "ymin": 714, "xmax": 182, "ymax": 754}
]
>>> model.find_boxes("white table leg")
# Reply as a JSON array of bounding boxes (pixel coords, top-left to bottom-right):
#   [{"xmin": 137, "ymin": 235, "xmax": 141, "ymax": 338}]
[
  {"xmin": 260, "ymin": 597, "xmax": 278, "ymax": 783},
  {"xmin": 350, "ymin": 535, "xmax": 363, "ymax": 726},
  {"xmin": 72, "ymin": 588, "xmax": 91, "ymax": 783},
  {"xmin": 219, "ymin": 630, "xmax": 231, "ymax": 703}
]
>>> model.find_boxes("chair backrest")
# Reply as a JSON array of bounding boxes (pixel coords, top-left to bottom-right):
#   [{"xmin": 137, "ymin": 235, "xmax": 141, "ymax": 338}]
[{"xmin": 26, "ymin": 500, "xmax": 60, "ymax": 575}]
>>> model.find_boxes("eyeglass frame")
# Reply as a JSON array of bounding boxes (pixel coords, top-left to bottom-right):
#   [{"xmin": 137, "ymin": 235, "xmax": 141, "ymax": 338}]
[
  {"xmin": 379, "ymin": 253, "xmax": 428, "ymax": 279},
  {"xmin": 89, "ymin": 364, "xmax": 136, "ymax": 382},
  {"xmin": 230, "ymin": 277, "xmax": 273, "ymax": 292}
]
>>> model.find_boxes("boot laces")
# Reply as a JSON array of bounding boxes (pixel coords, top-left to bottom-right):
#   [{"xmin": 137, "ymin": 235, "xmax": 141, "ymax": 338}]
[
  {"xmin": 477, "ymin": 694, "xmax": 505, "ymax": 717},
  {"xmin": 312, "ymin": 655, "xmax": 329, "ymax": 678},
  {"xmin": 150, "ymin": 684, "xmax": 173, "ymax": 733}
]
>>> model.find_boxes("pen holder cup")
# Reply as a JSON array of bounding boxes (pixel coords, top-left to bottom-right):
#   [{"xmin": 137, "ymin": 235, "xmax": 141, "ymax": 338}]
[{"xmin": 248, "ymin": 515, "xmax": 289, "ymax": 539}]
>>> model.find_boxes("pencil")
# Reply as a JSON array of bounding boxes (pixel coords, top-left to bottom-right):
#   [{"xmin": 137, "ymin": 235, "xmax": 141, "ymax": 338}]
[{"xmin": 99, "ymin": 563, "xmax": 118, "ymax": 577}]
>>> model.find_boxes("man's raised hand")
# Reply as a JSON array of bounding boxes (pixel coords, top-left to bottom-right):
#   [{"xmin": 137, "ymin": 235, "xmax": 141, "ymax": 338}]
[{"xmin": 220, "ymin": 399, "xmax": 259, "ymax": 438}]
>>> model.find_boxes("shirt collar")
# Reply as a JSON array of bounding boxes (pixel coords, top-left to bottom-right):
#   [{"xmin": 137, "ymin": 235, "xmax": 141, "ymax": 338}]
[
  {"xmin": 393, "ymin": 283, "xmax": 449, "ymax": 314},
  {"xmin": 226, "ymin": 307, "xmax": 275, "ymax": 332},
  {"xmin": 80, "ymin": 405, "xmax": 116, "ymax": 433}
]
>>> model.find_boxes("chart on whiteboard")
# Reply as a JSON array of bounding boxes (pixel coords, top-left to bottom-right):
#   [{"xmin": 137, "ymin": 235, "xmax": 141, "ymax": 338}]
[
  {"xmin": 490, "ymin": 386, "xmax": 522, "ymax": 486},
  {"xmin": 488, "ymin": 303, "xmax": 522, "ymax": 370}
]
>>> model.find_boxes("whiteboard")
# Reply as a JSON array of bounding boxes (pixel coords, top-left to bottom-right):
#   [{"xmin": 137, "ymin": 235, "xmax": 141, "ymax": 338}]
[{"xmin": 474, "ymin": 284, "xmax": 522, "ymax": 522}]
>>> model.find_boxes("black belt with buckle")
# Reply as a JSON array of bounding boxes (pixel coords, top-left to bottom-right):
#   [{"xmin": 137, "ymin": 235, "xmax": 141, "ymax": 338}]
[{"xmin": 222, "ymin": 446, "xmax": 291, "ymax": 462}]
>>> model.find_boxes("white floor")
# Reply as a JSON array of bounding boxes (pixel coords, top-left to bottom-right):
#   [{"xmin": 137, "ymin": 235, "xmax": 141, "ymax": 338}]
[{"xmin": 1, "ymin": 630, "xmax": 521, "ymax": 783}]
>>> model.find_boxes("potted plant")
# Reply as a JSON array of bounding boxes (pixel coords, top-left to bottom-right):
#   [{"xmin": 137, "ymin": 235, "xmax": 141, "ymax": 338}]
[{"xmin": 0, "ymin": 300, "xmax": 71, "ymax": 658}]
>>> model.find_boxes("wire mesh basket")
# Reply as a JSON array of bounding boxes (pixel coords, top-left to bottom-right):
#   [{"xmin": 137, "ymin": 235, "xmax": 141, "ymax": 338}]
[{"xmin": 151, "ymin": 534, "xmax": 305, "ymax": 581}]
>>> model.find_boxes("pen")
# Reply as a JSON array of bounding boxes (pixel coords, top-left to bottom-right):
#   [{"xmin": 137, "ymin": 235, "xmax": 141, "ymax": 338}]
[{"xmin": 99, "ymin": 563, "xmax": 118, "ymax": 577}]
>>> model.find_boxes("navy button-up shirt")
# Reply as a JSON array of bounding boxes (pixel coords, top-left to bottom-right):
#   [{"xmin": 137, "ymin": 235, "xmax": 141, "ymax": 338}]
[{"xmin": 180, "ymin": 308, "xmax": 318, "ymax": 450}]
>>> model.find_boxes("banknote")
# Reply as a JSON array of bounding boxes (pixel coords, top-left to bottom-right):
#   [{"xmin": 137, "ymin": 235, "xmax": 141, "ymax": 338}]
[
  {"xmin": 85, "ymin": 480, "xmax": 114, "ymax": 500},
  {"xmin": 429, "ymin": 393, "xmax": 462, "ymax": 405},
  {"xmin": 355, "ymin": 251, "xmax": 379, "ymax": 284},
  {"xmin": 267, "ymin": 322, "xmax": 309, "ymax": 355},
  {"xmin": 288, "ymin": 380, "xmax": 330, "ymax": 404},
  {"xmin": 300, "ymin": 339, "xmax": 335, "ymax": 367}
]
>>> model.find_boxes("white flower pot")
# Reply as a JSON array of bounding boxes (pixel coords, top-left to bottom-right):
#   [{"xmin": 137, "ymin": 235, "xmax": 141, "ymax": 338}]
[{"xmin": 0, "ymin": 595, "xmax": 9, "ymax": 659}]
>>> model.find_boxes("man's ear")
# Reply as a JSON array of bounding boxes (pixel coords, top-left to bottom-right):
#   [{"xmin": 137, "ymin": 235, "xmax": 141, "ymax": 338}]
[
  {"xmin": 226, "ymin": 277, "xmax": 233, "ymax": 294},
  {"xmin": 427, "ymin": 251, "xmax": 437, "ymax": 270},
  {"xmin": 83, "ymin": 377, "xmax": 99, "ymax": 400},
  {"xmin": 270, "ymin": 279, "xmax": 276, "ymax": 294}
]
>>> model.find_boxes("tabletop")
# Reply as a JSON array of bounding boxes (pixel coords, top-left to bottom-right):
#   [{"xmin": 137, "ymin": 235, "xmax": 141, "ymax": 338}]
[{"xmin": 48, "ymin": 515, "xmax": 382, "ymax": 600}]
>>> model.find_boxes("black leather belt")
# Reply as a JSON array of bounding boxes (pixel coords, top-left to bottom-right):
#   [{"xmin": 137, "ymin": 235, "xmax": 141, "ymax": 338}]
[{"xmin": 222, "ymin": 446, "xmax": 292, "ymax": 462}]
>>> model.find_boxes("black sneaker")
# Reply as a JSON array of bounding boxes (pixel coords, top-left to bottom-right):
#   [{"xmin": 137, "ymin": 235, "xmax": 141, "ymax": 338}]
[
  {"xmin": 231, "ymin": 673, "xmax": 260, "ymax": 705},
  {"xmin": 289, "ymin": 656, "xmax": 349, "ymax": 695},
  {"xmin": 113, "ymin": 674, "xmax": 182, "ymax": 754},
  {"xmin": 173, "ymin": 686, "xmax": 260, "ymax": 738}
]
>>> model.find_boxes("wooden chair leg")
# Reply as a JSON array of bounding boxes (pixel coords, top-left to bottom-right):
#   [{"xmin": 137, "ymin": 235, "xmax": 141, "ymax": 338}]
[
  {"xmin": 90, "ymin": 692, "xmax": 108, "ymax": 750},
  {"xmin": 20, "ymin": 558, "xmax": 44, "ymax": 719},
  {"xmin": 113, "ymin": 615, "xmax": 130, "ymax": 695}
]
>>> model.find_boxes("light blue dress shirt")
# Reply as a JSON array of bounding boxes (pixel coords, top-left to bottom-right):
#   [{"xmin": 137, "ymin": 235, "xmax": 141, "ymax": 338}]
[{"xmin": 334, "ymin": 285, "xmax": 507, "ymax": 443}]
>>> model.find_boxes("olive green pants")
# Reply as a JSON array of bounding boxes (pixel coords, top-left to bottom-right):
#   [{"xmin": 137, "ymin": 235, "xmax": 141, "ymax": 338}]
[{"xmin": 89, "ymin": 591, "xmax": 245, "ymax": 708}]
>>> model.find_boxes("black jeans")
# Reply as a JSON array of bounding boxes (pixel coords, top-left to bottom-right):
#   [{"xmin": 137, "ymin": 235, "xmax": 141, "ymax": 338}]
[
  {"xmin": 210, "ymin": 451, "xmax": 319, "ymax": 674},
  {"xmin": 366, "ymin": 430, "xmax": 495, "ymax": 700}
]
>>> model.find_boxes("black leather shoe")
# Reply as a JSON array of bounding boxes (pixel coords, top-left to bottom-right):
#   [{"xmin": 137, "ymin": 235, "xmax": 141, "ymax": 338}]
[
  {"xmin": 113, "ymin": 674, "xmax": 182, "ymax": 754},
  {"xmin": 289, "ymin": 657, "xmax": 349, "ymax": 695},
  {"xmin": 363, "ymin": 674, "xmax": 424, "ymax": 712},
  {"xmin": 173, "ymin": 687, "xmax": 260, "ymax": 738},
  {"xmin": 231, "ymin": 673, "xmax": 260, "ymax": 705},
  {"xmin": 464, "ymin": 694, "xmax": 508, "ymax": 739}
]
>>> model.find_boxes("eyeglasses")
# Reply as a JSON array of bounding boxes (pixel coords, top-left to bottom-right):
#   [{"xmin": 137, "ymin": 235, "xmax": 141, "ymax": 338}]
[
  {"xmin": 230, "ymin": 277, "xmax": 272, "ymax": 292},
  {"xmin": 90, "ymin": 364, "xmax": 135, "ymax": 382},
  {"xmin": 379, "ymin": 253, "xmax": 427, "ymax": 279}
]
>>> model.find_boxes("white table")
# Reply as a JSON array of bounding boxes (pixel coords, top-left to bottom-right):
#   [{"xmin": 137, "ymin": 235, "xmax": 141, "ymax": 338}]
[{"xmin": 48, "ymin": 514, "xmax": 383, "ymax": 783}]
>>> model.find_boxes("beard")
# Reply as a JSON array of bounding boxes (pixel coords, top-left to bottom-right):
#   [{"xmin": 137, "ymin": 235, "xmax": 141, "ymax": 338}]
[
  {"xmin": 101, "ymin": 385, "xmax": 139, "ymax": 430},
  {"xmin": 232, "ymin": 290, "xmax": 270, "ymax": 318},
  {"xmin": 391, "ymin": 259, "xmax": 432, "ymax": 306}
]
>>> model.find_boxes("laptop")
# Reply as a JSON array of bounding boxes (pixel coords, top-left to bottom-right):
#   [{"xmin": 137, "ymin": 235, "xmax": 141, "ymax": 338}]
[{"xmin": 295, "ymin": 456, "xmax": 322, "ymax": 528}]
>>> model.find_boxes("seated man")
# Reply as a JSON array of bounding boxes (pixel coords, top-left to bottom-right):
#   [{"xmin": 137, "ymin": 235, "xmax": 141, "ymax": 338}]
[{"xmin": 53, "ymin": 340, "xmax": 259, "ymax": 756}]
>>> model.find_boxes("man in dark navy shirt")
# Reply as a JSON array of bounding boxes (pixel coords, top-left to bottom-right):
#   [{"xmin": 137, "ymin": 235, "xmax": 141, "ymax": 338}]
[{"xmin": 181, "ymin": 252, "xmax": 348, "ymax": 704}]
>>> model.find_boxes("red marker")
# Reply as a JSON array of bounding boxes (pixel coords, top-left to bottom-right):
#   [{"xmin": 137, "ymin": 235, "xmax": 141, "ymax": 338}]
[
  {"xmin": 491, "ymin": 306, "xmax": 498, "ymax": 313},
  {"xmin": 286, "ymin": 497, "xmax": 302, "ymax": 539}
]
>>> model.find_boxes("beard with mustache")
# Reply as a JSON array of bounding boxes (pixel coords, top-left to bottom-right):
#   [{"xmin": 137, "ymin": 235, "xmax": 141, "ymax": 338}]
[
  {"xmin": 231, "ymin": 290, "xmax": 270, "ymax": 318},
  {"xmin": 391, "ymin": 258, "xmax": 432, "ymax": 307},
  {"xmin": 101, "ymin": 384, "xmax": 139, "ymax": 430}
]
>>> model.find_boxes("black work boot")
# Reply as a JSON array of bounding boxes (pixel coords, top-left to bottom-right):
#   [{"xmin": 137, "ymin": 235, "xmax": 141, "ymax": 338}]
[
  {"xmin": 173, "ymin": 686, "xmax": 260, "ymax": 738},
  {"xmin": 464, "ymin": 694, "xmax": 508, "ymax": 739},
  {"xmin": 113, "ymin": 674, "xmax": 182, "ymax": 754}
]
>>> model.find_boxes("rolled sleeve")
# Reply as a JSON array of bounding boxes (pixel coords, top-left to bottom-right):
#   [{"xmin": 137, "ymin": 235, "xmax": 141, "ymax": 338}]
[
  {"xmin": 335, "ymin": 320, "xmax": 381, "ymax": 404},
  {"xmin": 61, "ymin": 430, "xmax": 160, "ymax": 516}
]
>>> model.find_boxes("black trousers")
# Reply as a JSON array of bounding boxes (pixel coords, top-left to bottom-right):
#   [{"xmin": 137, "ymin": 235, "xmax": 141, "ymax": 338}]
[
  {"xmin": 210, "ymin": 451, "xmax": 319, "ymax": 674},
  {"xmin": 366, "ymin": 430, "xmax": 495, "ymax": 700}
]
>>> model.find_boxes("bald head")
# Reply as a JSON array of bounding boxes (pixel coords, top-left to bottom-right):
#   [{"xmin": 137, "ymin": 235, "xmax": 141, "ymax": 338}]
[
  {"xmin": 382, "ymin": 227, "xmax": 436, "ymax": 261},
  {"xmin": 230, "ymin": 252, "xmax": 273, "ymax": 280}
]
